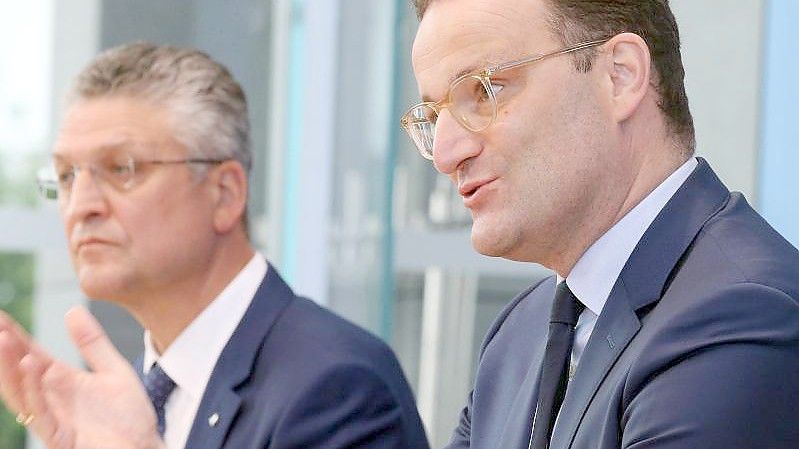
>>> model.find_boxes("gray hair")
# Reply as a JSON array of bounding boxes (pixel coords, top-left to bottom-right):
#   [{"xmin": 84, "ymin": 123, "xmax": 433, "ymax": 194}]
[{"xmin": 67, "ymin": 42, "xmax": 252, "ymax": 174}]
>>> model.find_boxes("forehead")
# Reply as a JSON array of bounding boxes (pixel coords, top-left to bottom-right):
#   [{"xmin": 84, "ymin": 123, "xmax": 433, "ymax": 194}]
[
  {"xmin": 412, "ymin": 0, "xmax": 554, "ymax": 95},
  {"xmin": 54, "ymin": 96, "xmax": 179, "ymax": 159}
]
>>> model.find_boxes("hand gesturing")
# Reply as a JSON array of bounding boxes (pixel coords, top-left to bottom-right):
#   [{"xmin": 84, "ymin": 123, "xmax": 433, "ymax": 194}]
[{"xmin": 0, "ymin": 307, "xmax": 165, "ymax": 449}]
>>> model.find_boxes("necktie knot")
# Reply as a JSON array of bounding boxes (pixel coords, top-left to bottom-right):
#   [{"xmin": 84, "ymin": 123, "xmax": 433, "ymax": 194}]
[
  {"xmin": 550, "ymin": 281, "xmax": 585, "ymax": 326},
  {"xmin": 143, "ymin": 363, "xmax": 176, "ymax": 436}
]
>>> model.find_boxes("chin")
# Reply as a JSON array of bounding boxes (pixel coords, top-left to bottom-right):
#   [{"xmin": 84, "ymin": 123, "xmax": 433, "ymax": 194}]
[
  {"xmin": 78, "ymin": 280, "xmax": 118, "ymax": 301},
  {"xmin": 470, "ymin": 218, "xmax": 545, "ymax": 263},
  {"xmin": 76, "ymin": 265, "xmax": 132, "ymax": 302},
  {"xmin": 470, "ymin": 221, "xmax": 517, "ymax": 258}
]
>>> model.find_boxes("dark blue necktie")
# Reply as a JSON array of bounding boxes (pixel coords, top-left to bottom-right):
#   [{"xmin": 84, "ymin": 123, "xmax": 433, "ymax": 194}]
[
  {"xmin": 143, "ymin": 363, "xmax": 177, "ymax": 436},
  {"xmin": 529, "ymin": 281, "xmax": 585, "ymax": 449}
]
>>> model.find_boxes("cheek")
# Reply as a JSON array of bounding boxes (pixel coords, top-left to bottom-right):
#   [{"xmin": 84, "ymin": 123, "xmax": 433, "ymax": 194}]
[
  {"xmin": 114, "ymin": 192, "xmax": 180, "ymax": 240},
  {"xmin": 112, "ymin": 210, "xmax": 148, "ymax": 257},
  {"xmin": 136, "ymin": 190, "xmax": 214, "ymax": 242},
  {"xmin": 58, "ymin": 200, "xmax": 75, "ymax": 235}
]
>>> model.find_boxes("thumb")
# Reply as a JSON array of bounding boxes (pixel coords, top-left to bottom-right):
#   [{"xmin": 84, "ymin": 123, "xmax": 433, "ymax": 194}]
[{"xmin": 64, "ymin": 306, "xmax": 128, "ymax": 373}]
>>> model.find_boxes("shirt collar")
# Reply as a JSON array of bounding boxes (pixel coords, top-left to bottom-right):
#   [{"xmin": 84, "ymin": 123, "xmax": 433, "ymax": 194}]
[
  {"xmin": 142, "ymin": 253, "xmax": 267, "ymax": 401},
  {"xmin": 565, "ymin": 157, "xmax": 698, "ymax": 316}
]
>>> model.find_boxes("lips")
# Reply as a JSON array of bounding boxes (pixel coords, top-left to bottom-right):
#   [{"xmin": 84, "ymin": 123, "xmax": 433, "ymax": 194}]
[
  {"xmin": 74, "ymin": 237, "xmax": 114, "ymax": 251},
  {"xmin": 459, "ymin": 178, "xmax": 497, "ymax": 205}
]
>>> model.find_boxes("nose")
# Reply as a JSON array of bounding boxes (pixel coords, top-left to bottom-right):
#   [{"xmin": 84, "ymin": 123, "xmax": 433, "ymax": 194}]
[
  {"xmin": 431, "ymin": 110, "xmax": 482, "ymax": 175},
  {"xmin": 60, "ymin": 167, "xmax": 109, "ymax": 226}
]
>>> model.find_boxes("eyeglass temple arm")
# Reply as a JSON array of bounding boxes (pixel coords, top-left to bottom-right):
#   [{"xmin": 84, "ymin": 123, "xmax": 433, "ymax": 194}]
[
  {"xmin": 146, "ymin": 158, "xmax": 228, "ymax": 166},
  {"xmin": 485, "ymin": 39, "xmax": 610, "ymax": 75}
]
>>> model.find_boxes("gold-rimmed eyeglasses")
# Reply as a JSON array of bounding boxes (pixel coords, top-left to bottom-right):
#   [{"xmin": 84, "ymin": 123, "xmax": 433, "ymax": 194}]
[
  {"xmin": 37, "ymin": 152, "xmax": 231, "ymax": 200},
  {"xmin": 400, "ymin": 38, "xmax": 610, "ymax": 160}
]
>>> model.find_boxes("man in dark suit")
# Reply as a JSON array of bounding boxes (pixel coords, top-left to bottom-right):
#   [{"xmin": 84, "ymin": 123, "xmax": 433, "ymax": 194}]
[
  {"xmin": 0, "ymin": 43, "xmax": 428, "ymax": 449},
  {"xmin": 402, "ymin": 0, "xmax": 799, "ymax": 448}
]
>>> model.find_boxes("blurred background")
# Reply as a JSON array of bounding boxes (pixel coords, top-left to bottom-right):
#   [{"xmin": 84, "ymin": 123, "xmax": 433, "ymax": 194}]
[{"xmin": 0, "ymin": 1, "xmax": 797, "ymax": 448}]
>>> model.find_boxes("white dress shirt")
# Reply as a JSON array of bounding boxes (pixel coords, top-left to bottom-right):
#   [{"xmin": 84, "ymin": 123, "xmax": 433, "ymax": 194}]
[
  {"xmin": 559, "ymin": 157, "xmax": 698, "ymax": 376},
  {"xmin": 142, "ymin": 253, "xmax": 267, "ymax": 449}
]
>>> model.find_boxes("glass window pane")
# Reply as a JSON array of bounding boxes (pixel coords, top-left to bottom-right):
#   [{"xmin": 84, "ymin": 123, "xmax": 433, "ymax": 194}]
[{"xmin": 0, "ymin": 2, "xmax": 53, "ymax": 208}]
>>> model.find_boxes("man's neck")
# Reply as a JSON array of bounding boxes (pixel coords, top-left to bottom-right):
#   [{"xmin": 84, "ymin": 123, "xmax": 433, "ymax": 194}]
[
  {"xmin": 551, "ymin": 147, "xmax": 690, "ymax": 278},
  {"xmin": 126, "ymin": 238, "xmax": 255, "ymax": 354}
]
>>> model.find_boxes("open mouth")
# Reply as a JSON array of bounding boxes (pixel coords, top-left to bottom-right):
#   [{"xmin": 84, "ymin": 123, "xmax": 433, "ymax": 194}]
[
  {"xmin": 463, "ymin": 185, "xmax": 480, "ymax": 199},
  {"xmin": 459, "ymin": 178, "xmax": 497, "ymax": 204}
]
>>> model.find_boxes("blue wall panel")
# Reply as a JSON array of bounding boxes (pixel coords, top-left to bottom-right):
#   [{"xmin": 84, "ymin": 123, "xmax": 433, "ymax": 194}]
[{"xmin": 760, "ymin": 1, "xmax": 799, "ymax": 246}]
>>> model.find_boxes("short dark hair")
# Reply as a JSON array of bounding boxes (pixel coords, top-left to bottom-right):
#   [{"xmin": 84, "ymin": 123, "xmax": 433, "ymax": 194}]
[{"xmin": 411, "ymin": 0, "xmax": 695, "ymax": 153}]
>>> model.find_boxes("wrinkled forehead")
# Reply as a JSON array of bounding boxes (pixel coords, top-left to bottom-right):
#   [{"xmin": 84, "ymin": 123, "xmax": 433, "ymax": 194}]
[
  {"xmin": 411, "ymin": 0, "xmax": 554, "ymax": 97},
  {"xmin": 52, "ymin": 135, "xmax": 154, "ymax": 163},
  {"xmin": 53, "ymin": 96, "xmax": 181, "ymax": 160}
]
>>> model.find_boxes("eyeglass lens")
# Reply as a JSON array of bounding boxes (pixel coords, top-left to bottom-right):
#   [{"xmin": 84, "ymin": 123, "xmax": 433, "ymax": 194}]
[
  {"xmin": 403, "ymin": 75, "xmax": 496, "ymax": 160},
  {"xmin": 38, "ymin": 151, "xmax": 136, "ymax": 200}
]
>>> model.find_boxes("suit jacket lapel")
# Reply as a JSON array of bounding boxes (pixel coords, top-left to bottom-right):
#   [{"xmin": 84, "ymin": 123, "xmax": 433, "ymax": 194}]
[
  {"xmin": 184, "ymin": 263, "xmax": 295, "ymax": 449},
  {"xmin": 550, "ymin": 158, "xmax": 730, "ymax": 449},
  {"xmin": 496, "ymin": 278, "xmax": 556, "ymax": 449},
  {"xmin": 549, "ymin": 281, "xmax": 640, "ymax": 449},
  {"xmin": 499, "ymin": 356, "xmax": 545, "ymax": 449}
]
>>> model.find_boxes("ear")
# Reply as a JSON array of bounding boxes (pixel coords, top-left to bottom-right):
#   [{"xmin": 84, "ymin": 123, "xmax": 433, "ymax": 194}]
[
  {"xmin": 209, "ymin": 161, "xmax": 248, "ymax": 234},
  {"xmin": 604, "ymin": 32, "xmax": 651, "ymax": 123}
]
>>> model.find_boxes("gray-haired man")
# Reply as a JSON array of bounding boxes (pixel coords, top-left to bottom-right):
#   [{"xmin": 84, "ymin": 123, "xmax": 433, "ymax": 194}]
[{"xmin": 0, "ymin": 42, "xmax": 429, "ymax": 449}]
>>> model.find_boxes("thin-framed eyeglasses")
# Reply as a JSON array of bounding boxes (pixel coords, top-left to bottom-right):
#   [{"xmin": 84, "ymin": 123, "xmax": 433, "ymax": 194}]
[
  {"xmin": 400, "ymin": 38, "xmax": 610, "ymax": 160},
  {"xmin": 37, "ymin": 152, "xmax": 231, "ymax": 200}
]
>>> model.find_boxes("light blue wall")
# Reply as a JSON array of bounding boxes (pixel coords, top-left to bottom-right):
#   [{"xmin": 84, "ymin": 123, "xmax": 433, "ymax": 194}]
[
  {"xmin": 280, "ymin": 0, "xmax": 305, "ymax": 284},
  {"xmin": 760, "ymin": 1, "xmax": 799, "ymax": 246}
]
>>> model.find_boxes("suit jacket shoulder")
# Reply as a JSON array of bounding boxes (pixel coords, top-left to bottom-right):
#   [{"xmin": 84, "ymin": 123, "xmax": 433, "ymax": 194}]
[
  {"xmin": 450, "ymin": 159, "xmax": 799, "ymax": 449},
  {"xmin": 480, "ymin": 276, "xmax": 552, "ymax": 357},
  {"xmin": 185, "ymin": 265, "xmax": 429, "ymax": 449}
]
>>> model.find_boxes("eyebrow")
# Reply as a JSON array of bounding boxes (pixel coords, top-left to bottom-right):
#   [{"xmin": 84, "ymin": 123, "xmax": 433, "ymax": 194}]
[
  {"xmin": 449, "ymin": 64, "xmax": 482, "ymax": 84},
  {"xmin": 420, "ymin": 62, "xmax": 486, "ymax": 103}
]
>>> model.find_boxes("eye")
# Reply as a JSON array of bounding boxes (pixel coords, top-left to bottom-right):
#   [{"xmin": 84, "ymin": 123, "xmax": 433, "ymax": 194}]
[
  {"xmin": 55, "ymin": 166, "xmax": 75, "ymax": 186},
  {"xmin": 474, "ymin": 81, "xmax": 503, "ymax": 104},
  {"xmin": 488, "ymin": 82, "xmax": 504, "ymax": 96},
  {"xmin": 101, "ymin": 154, "xmax": 134, "ymax": 180},
  {"xmin": 102, "ymin": 163, "xmax": 132, "ymax": 187},
  {"xmin": 473, "ymin": 82, "xmax": 492, "ymax": 103},
  {"xmin": 110, "ymin": 163, "xmax": 132, "ymax": 175}
]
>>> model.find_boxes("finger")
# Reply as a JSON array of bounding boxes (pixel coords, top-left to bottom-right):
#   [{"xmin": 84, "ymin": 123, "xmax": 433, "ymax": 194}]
[
  {"xmin": 0, "ymin": 329, "xmax": 30, "ymax": 413},
  {"xmin": 0, "ymin": 314, "xmax": 57, "ymax": 416},
  {"xmin": 0, "ymin": 311, "xmax": 33, "ymax": 366},
  {"xmin": 0, "ymin": 310, "xmax": 30, "ymax": 338},
  {"xmin": 0, "ymin": 312, "xmax": 46, "ymax": 359},
  {"xmin": 19, "ymin": 354, "xmax": 69, "ymax": 449},
  {"xmin": 42, "ymin": 361, "xmax": 81, "ymax": 449},
  {"xmin": 64, "ymin": 306, "xmax": 128, "ymax": 373}
]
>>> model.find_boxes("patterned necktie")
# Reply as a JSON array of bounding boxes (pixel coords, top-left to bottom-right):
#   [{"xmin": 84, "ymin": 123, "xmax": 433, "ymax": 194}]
[
  {"xmin": 143, "ymin": 363, "xmax": 177, "ymax": 436},
  {"xmin": 529, "ymin": 281, "xmax": 585, "ymax": 449}
]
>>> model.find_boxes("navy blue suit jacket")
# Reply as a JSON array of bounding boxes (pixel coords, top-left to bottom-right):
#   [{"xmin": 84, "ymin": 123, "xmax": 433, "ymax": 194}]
[
  {"xmin": 178, "ymin": 265, "xmax": 429, "ymax": 449},
  {"xmin": 446, "ymin": 159, "xmax": 799, "ymax": 449}
]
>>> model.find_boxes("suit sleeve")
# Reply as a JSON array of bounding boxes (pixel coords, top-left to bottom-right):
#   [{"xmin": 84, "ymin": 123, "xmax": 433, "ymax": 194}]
[
  {"xmin": 444, "ymin": 279, "xmax": 548, "ymax": 449},
  {"xmin": 442, "ymin": 391, "xmax": 473, "ymax": 449},
  {"xmin": 270, "ymin": 362, "xmax": 426, "ymax": 449},
  {"xmin": 620, "ymin": 282, "xmax": 799, "ymax": 448}
]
